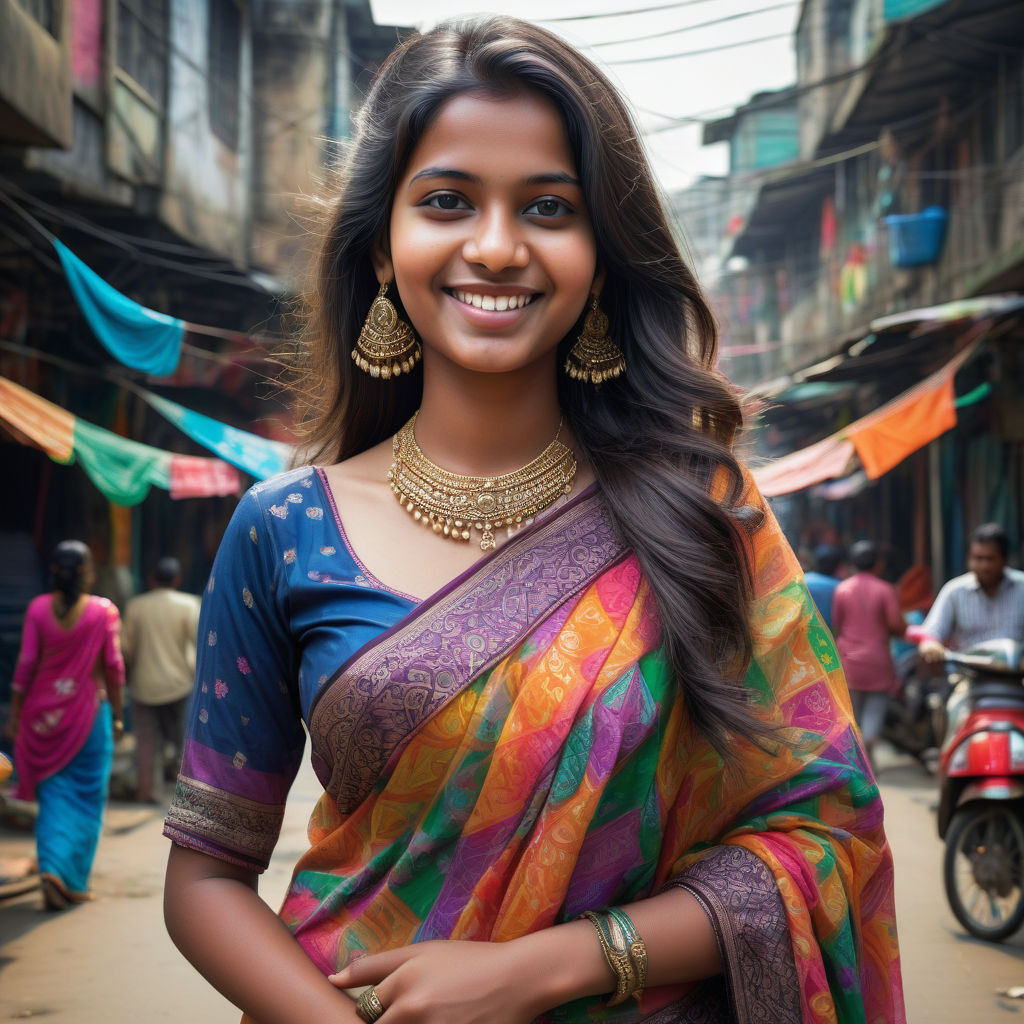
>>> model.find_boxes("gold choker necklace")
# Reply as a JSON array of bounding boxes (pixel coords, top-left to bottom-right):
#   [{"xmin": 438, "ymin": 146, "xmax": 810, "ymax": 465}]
[{"xmin": 389, "ymin": 412, "xmax": 577, "ymax": 550}]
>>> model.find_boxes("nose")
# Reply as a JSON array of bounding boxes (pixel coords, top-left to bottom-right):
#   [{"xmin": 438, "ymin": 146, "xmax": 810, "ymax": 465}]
[{"xmin": 463, "ymin": 205, "xmax": 529, "ymax": 272}]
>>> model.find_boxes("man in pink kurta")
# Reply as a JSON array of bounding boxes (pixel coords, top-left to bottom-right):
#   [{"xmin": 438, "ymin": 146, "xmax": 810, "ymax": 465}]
[{"xmin": 832, "ymin": 540, "xmax": 906, "ymax": 767}]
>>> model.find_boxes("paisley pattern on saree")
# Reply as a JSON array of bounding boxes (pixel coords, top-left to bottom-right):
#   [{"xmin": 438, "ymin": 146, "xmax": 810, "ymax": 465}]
[
  {"xmin": 279, "ymin": 475, "xmax": 903, "ymax": 1024},
  {"xmin": 308, "ymin": 490, "xmax": 627, "ymax": 814}
]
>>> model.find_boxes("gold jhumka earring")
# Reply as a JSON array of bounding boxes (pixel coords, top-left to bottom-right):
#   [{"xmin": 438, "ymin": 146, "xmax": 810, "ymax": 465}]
[
  {"xmin": 352, "ymin": 281, "xmax": 422, "ymax": 379},
  {"xmin": 564, "ymin": 294, "xmax": 626, "ymax": 384}
]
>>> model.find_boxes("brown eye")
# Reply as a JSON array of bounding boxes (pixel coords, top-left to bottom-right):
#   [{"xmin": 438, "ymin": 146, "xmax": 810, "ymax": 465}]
[
  {"xmin": 527, "ymin": 198, "xmax": 570, "ymax": 218},
  {"xmin": 425, "ymin": 192, "xmax": 468, "ymax": 211}
]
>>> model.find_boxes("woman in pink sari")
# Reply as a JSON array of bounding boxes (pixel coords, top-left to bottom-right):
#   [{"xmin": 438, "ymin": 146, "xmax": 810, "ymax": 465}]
[{"xmin": 7, "ymin": 540, "xmax": 125, "ymax": 909}]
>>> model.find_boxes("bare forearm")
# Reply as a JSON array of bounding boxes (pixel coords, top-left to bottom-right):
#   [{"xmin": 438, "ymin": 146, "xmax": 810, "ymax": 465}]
[
  {"xmin": 5, "ymin": 691, "xmax": 24, "ymax": 739},
  {"xmin": 164, "ymin": 846, "xmax": 360, "ymax": 1024}
]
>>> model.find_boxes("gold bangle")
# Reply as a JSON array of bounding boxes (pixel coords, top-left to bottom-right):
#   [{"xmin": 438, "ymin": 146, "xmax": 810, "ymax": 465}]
[
  {"xmin": 582, "ymin": 908, "xmax": 646, "ymax": 1006},
  {"xmin": 606, "ymin": 906, "xmax": 648, "ymax": 998}
]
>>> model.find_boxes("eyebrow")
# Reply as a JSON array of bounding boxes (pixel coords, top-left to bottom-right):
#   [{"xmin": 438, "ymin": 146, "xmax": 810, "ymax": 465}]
[{"xmin": 407, "ymin": 167, "xmax": 581, "ymax": 188}]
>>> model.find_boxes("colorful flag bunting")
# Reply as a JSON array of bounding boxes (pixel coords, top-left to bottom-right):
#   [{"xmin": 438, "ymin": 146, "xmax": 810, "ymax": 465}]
[{"xmin": 0, "ymin": 376, "xmax": 239, "ymax": 504}]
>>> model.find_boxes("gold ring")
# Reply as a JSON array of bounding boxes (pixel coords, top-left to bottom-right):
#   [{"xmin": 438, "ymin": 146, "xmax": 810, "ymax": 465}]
[{"xmin": 355, "ymin": 986, "xmax": 386, "ymax": 1023}]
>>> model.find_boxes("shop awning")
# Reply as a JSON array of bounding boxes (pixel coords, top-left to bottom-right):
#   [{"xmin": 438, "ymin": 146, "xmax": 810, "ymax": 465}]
[{"xmin": 752, "ymin": 336, "xmax": 978, "ymax": 496}]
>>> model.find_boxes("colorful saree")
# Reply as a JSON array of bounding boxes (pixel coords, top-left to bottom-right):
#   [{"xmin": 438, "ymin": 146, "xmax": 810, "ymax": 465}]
[{"xmin": 166, "ymin": 470, "xmax": 904, "ymax": 1023}]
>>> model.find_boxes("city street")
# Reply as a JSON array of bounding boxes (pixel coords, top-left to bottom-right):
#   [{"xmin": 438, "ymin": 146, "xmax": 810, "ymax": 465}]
[{"xmin": 3, "ymin": 748, "xmax": 1024, "ymax": 1020}]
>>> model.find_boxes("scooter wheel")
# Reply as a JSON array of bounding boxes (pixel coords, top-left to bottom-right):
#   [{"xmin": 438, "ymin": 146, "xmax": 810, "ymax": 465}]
[{"xmin": 944, "ymin": 803, "xmax": 1024, "ymax": 942}]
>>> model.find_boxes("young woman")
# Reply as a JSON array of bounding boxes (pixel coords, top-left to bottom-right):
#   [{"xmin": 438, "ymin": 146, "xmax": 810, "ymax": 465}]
[
  {"xmin": 8, "ymin": 540, "xmax": 124, "ymax": 910},
  {"xmin": 163, "ymin": 17, "xmax": 904, "ymax": 1024}
]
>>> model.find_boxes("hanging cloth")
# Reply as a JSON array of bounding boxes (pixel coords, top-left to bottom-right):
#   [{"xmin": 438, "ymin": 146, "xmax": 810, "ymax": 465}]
[
  {"xmin": 0, "ymin": 376, "xmax": 240, "ymax": 505},
  {"xmin": 72, "ymin": 419, "xmax": 173, "ymax": 504},
  {"xmin": 169, "ymin": 455, "xmax": 241, "ymax": 499},
  {"xmin": 54, "ymin": 240, "xmax": 184, "ymax": 377},
  {"xmin": 845, "ymin": 373, "xmax": 957, "ymax": 479},
  {"xmin": 0, "ymin": 376, "xmax": 75, "ymax": 461},
  {"xmin": 752, "ymin": 436, "xmax": 856, "ymax": 498},
  {"xmin": 138, "ymin": 388, "xmax": 292, "ymax": 479}
]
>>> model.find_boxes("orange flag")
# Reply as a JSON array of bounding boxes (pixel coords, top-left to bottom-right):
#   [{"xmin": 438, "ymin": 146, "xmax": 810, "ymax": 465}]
[
  {"xmin": 0, "ymin": 376, "xmax": 75, "ymax": 462},
  {"xmin": 846, "ymin": 372, "xmax": 956, "ymax": 479}
]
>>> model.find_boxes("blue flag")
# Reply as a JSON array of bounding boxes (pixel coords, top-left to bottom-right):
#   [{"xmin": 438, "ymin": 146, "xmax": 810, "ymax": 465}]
[
  {"xmin": 140, "ymin": 389, "xmax": 292, "ymax": 480},
  {"xmin": 55, "ymin": 240, "xmax": 184, "ymax": 376}
]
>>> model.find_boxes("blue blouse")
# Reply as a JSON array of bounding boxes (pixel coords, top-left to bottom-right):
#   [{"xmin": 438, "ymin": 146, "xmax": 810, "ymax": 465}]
[{"xmin": 175, "ymin": 467, "xmax": 417, "ymax": 843}]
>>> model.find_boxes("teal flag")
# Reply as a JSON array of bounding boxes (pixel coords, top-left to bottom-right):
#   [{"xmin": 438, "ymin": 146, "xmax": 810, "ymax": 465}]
[
  {"xmin": 140, "ymin": 389, "xmax": 292, "ymax": 479},
  {"xmin": 55, "ymin": 240, "xmax": 184, "ymax": 376},
  {"xmin": 72, "ymin": 419, "xmax": 172, "ymax": 505}
]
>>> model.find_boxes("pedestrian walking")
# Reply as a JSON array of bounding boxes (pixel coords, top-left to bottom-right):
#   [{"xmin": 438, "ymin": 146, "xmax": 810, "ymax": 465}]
[
  {"xmin": 5, "ymin": 540, "xmax": 124, "ymax": 910},
  {"xmin": 122, "ymin": 556, "xmax": 201, "ymax": 804},
  {"xmin": 918, "ymin": 522, "xmax": 1024, "ymax": 660},
  {"xmin": 832, "ymin": 540, "xmax": 907, "ymax": 769},
  {"xmin": 161, "ymin": 17, "xmax": 904, "ymax": 1024},
  {"xmin": 804, "ymin": 542, "xmax": 845, "ymax": 632}
]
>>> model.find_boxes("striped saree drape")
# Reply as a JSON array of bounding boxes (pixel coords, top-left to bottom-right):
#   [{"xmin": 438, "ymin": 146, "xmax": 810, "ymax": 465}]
[{"xmin": 271, "ymin": 478, "xmax": 903, "ymax": 1023}]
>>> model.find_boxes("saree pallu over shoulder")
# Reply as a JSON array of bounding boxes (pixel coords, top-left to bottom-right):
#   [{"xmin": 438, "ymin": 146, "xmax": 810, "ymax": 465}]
[
  {"xmin": 281, "ymin": 478, "xmax": 903, "ymax": 1024},
  {"xmin": 308, "ymin": 488, "xmax": 628, "ymax": 814}
]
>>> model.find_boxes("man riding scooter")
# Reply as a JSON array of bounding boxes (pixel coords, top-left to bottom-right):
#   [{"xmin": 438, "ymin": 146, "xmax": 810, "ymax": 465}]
[
  {"xmin": 917, "ymin": 523, "xmax": 1024, "ymax": 664},
  {"xmin": 915, "ymin": 523, "xmax": 1024, "ymax": 940}
]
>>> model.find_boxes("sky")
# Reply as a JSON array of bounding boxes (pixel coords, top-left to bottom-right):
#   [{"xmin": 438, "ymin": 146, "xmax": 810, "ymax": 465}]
[{"xmin": 369, "ymin": 0, "xmax": 801, "ymax": 195}]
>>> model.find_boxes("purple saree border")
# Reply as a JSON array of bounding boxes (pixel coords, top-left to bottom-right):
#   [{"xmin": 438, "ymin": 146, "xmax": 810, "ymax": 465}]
[
  {"xmin": 308, "ymin": 480, "xmax": 600, "ymax": 720},
  {"xmin": 308, "ymin": 485, "xmax": 623, "ymax": 813},
  {"xmin": 660, "ymin": 846, "xmax": 802, "ymax": 1023}
]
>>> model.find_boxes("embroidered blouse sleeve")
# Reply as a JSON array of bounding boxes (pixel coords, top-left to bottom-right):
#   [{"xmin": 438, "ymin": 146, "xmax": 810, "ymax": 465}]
[{"xmin": 164, "ymin": 486, "xmax": 305, "ymax": 873}]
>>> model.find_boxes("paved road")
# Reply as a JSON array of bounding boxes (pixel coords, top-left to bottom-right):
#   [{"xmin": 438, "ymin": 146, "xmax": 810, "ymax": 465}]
[
  {"xmin": 4, "ymin": 749, "xmax": 1024, "ymax": 1020},
  {"xmin": 879, "ymin": 749, "xmax": 1024, "ymax": 1020},
  {"xmin": 0, "ymin": 763, "xmax": 321, "ymax": 1023}
]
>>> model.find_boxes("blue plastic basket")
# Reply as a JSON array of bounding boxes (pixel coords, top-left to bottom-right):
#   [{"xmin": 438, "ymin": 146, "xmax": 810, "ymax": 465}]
[{"xmin": 883, "ymin": 206, "xmax": 948, "ymax": 267}]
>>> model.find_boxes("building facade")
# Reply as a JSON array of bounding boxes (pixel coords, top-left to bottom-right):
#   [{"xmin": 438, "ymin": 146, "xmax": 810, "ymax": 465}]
[
  {"xmin": 704, "ymin": 0, "xmax": 1024, "ymax": 586},
  {"xmin": 0, "ymin": 0, "xmax": 406, "ymax": 694}
]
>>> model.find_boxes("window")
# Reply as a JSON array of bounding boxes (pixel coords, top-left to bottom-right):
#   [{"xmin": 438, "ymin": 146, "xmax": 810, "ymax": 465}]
[
  {"xmin": 117, "ymin": 0, "xmax": 167, "ymax": 102},
  {"xmin": 208, "ymin": 0, "xmax": 241, "ymax": 150},
  {"xmin": 17, "ymin": 0, "xmax": 57, "ymax": 37}
]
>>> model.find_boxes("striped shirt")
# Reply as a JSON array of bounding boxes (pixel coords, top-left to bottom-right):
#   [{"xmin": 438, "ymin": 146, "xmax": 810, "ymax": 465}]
[{"xmin": 921, "ymin": 567, "xmax": 1024, "ymax": 651}]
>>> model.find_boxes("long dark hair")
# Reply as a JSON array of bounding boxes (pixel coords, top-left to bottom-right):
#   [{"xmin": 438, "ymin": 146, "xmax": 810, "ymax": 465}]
[
  {"xmin": 293, "ymin": 17, "xmax": 767, "ymax": 752},
  {"xmin": 49, "ymin": 540, "xmax": 93, "ymax": 615}
]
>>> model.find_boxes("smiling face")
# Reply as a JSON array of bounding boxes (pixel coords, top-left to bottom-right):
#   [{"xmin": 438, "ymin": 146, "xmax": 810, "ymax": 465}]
[{"xmin": 375, "ymin": 89, "xmax": 599, "ymax": 378}]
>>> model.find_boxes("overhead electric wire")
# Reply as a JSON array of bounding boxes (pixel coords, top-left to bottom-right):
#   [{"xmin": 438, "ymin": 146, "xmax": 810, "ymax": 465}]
[
  {"xmin": 604, "ymin": 30, "xmax": 792, "ymax": 65},
  {"xmin": 0, "ymin": 188, "xmax": 286, "ymax": 348},
  {"xmin": 0, "ymin": 178, "xmax": 284, "ymax": 302},
  {"xmin": 540, "ymin": 0, "xmax": 722, "ymax": 23},
  {"xmin": 589, "ymin": 1, "xmax": 798, "ymax": 49}
]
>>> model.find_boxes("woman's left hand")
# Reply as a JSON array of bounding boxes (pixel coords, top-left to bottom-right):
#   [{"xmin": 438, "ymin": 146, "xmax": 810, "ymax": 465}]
[{"xmin": 329, "ymin": 939, "xmax": 547, "ymax": 1024}]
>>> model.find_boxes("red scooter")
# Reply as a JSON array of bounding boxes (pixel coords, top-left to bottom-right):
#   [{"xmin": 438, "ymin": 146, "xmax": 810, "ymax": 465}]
[{"xmin": 938, "ymin": 639, "xmax": 1024, "ymax": 941}]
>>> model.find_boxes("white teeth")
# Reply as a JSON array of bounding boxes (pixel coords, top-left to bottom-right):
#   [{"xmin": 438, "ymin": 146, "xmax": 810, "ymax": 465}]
[{"xmin": 453, "ymin": 290, "xmax": 532, "ymax": 310}]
